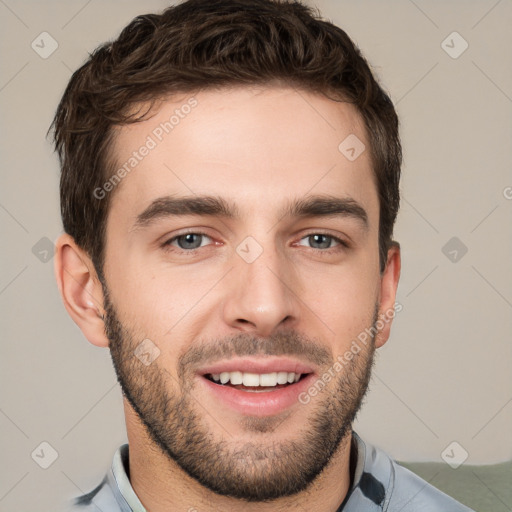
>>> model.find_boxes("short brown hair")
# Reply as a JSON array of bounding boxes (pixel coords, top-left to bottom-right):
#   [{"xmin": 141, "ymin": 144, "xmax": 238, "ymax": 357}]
[{"xmin": 50, "ymin": 0, "xmax": 401, "ymax": 280}]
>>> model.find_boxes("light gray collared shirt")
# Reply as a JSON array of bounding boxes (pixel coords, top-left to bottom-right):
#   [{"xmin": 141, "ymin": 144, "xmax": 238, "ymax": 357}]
[{"xmin": 67, "ymin": 431, "xmax": 474, "ymax": 511}]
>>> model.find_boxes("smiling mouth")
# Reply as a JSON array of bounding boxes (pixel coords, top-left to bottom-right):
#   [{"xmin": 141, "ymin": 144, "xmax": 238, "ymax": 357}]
[{"xmin": 203, "ymin": 371, "xmax": 311, "ymax": 392}]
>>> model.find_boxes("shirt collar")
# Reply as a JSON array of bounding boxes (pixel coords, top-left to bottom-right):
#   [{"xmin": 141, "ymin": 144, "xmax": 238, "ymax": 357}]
[
  {"xmin": 110, "ymin": 431, "xmax": 369, "ymax": 512},
  {"xmin": 108, "ymin": 443, "xmax": 146, "ymax": 512}
]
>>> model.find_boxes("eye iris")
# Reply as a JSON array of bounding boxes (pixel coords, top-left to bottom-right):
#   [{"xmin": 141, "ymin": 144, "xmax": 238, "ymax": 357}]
[
  {"xmin": 178, "ymin": 233, "xmax": 203, "ymax": 250},
  {"xmin": 310, "ymin": 234, "xmax": 331, "ymax": 249}
]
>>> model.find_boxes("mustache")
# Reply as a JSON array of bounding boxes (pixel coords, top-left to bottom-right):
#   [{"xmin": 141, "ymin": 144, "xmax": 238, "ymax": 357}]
[{"xmin": 178, "ymin": 330, "xmax": 333, "ymax": 376}]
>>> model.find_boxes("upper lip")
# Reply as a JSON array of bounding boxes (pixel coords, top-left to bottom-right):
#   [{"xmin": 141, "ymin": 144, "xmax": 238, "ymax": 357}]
[{"xmin": 197, "ymin": 356, "xmax": 317, "ymax": 376}]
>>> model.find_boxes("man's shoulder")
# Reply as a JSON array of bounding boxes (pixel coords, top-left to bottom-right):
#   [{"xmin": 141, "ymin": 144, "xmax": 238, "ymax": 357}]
[
  {"xmin": 65, "ymin": 475, "xmax": 123, "ymax": 511},
  {"xmin": 65, "ymin": 443, "xmax": 145, "ymax": 511},
  {"xmin": 349, "ymin": 433, "xmax": 474, "ymax": 511}
]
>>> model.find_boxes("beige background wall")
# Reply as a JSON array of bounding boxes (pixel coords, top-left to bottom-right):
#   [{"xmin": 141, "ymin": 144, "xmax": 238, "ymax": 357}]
[{"xmin": 0, "ymin": 1, "xmax": 511, "ymax": 510}]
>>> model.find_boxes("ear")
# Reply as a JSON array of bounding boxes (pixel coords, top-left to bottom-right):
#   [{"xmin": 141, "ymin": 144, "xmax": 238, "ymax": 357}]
[
  {"xmin": 54, "ymin": 233, "xmax": 109, "ymax": 348},
  {"xmin": 375, "ymin": 242, "xmax": 401, "ymax": 349}
]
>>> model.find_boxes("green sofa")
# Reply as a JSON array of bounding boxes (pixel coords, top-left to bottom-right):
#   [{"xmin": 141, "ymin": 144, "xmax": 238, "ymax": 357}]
[{"xmin": 398, "ymin": 460, "xmax": 512, "ymax": 511}]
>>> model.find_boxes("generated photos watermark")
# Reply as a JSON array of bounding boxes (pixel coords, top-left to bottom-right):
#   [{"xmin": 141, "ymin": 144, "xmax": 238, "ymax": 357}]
[
  {"xmin": 298, "ymin": 301, "xmax": 403, "ymax": 405},
  {"xmin": 93, "ymin": 97, "xmax": 198, "ymax": 200}
]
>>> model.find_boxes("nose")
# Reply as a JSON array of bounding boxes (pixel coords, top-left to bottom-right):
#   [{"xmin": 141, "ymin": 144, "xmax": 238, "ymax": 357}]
[{"xmin": 222, "ymin": 243, "xmax": 301, "ymax": 337}]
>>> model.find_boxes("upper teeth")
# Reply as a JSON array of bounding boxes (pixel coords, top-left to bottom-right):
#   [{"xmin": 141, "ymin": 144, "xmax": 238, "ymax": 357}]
[{"xmin": 210, "ymin": 371, "xmax": 302, "ymax": 386}]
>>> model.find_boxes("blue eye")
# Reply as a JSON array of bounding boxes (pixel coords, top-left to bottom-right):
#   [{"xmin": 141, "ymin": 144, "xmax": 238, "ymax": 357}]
[
  {"xmin": 163, "ymin": 232, "xmax": 212, "ymax": 251},
  {"xmin": 298, "ymin": 234, "xmax": 346, "ymax": 250}
]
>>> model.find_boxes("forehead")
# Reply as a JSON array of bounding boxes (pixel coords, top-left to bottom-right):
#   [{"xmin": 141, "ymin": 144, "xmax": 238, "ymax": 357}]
[{"xmin": 106, "ymin": 86, "xmax": 377, "ymax": 226}]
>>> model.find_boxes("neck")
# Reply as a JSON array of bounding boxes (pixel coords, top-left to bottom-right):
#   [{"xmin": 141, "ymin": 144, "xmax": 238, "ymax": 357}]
[{"xmin": 124, "ymin": 400, "xmax": 353, "ymax": 512}]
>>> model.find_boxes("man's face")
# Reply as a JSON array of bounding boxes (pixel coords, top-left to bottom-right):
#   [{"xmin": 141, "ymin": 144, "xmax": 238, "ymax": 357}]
[{"xmin": 101, "ymin": 87, "xmax": 387, "ymax": 500}]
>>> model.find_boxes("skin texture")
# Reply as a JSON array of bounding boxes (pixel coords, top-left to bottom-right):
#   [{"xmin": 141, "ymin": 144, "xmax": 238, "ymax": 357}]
[{"xmin": 55, "ymin": 86, "xmax": 401, "ymax": 512}]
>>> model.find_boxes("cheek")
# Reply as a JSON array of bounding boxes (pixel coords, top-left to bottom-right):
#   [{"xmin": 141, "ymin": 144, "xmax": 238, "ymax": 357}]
[
  {"xmin": 103, "ymin": 251, "xmax": 168, "ymax": 337},
  {"xmin": 107, "ymin": 258, "xmax": 220, "ymax": 350},
  {"xmin": 309, "ymin": 277, "xmax": 377, "ymax": 340},
  {"xmin": 298, "ymin": 258, "xmax": 380, "ymax": 349}
]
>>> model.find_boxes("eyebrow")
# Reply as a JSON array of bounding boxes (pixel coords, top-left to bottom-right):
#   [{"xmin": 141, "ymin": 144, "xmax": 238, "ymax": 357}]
[{"xmin": 131, "ymin": 194, "xmax": 368, "ymax": 231}]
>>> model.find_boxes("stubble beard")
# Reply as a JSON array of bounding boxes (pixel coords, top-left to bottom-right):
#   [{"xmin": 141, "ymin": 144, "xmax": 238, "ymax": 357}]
[{"xmin": 103, "ymin": 286, "xmax": 377, "ymax": 502}]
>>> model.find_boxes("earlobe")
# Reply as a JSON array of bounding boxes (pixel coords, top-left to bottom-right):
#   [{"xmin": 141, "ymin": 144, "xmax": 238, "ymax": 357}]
[
  {"xmin": 375, "ymin": 242, "xmax": 401, "ymax": 349},
  {"xmin": 54, "ymin": 233, "xmax": 109, "ymax": 348}
]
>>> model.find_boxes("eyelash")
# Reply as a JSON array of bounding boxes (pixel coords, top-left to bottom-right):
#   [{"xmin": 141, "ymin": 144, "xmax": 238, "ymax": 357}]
[{"xmin": 161, "ymin": 231, "xmax": 349, "ymax": 255}]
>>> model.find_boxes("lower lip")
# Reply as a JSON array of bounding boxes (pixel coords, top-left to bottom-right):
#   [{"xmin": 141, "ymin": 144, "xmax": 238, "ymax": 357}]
[{"xmin": 197, "ymin": 374, "xmax": 316, "ymax": 417}]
